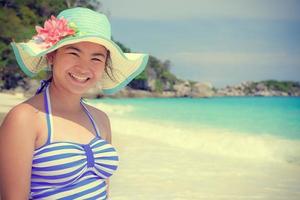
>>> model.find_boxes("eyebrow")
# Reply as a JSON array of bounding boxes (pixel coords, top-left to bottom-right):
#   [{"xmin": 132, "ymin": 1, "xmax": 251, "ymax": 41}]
[{"xmin": 65, "ymin": 46, "xmax": 106, "ymax": 57}]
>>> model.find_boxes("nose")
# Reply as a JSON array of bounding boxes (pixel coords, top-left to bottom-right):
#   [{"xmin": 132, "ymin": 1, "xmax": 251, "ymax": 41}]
[{"xmin": 76, "ymin": 58, "xmax": 91, "ymax": 72}]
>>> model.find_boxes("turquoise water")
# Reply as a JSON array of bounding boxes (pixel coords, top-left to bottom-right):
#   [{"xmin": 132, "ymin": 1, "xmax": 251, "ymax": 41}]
[{"xmin": 90, "ymin": 97, "xmax": 300, "ymax": 140}]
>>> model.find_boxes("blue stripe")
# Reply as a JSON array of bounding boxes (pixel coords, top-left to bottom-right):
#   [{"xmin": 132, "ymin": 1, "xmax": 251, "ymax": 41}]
[
  {"xmin": 82, "ymin": 145, "xmax": 95, "ymax": 168},
  {"xmin": 95, "ymin": 156, "xmax": 119, "ymax": 161},
  {"xmin": 32, "ymin": 159, "xmax": 85, "ymax": 171},
  {"xmin": 94, "ymin": 147, "xmax": 115, "ymax": 154},
  {"xmin": 34, "ymin": 144, "xmax": 82, "ymax": 156},
  {"xmin": 33, "ymin": 153, "xmax": 82, "ymax": 164},
  {"xmin": 31, "ymin": 165, "xmax": 85, "ymax": 180}
]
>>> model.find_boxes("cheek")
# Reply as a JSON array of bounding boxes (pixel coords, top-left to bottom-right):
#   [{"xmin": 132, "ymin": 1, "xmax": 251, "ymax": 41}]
[
  {"xmin": 95, "ymin": 63, "xmax": 105, "ymax": 73},
  {"xmin": 92, "ymin": 63, "xmax": 106, "ymax": 77}
]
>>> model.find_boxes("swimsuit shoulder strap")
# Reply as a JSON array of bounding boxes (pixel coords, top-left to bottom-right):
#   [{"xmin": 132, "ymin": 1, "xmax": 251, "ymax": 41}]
[
  {"xmin": 43, "ymin": 85, "xmax": 53, "ymax": 144},
  {"xmin": 80, "ymin": 100, "xmax": 102, "ymax": 138}
]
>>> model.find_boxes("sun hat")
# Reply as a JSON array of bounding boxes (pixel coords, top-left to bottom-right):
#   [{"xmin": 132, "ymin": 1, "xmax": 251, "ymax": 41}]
[{"xmin": 11, "ymin": 7, "xmax": 149, "ymax": 95}]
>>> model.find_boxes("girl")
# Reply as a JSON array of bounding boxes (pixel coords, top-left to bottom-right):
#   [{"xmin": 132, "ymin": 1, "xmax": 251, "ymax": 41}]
[{"xmin": 0, "ymin": 7, "xmax": 148, "ymax": 199}]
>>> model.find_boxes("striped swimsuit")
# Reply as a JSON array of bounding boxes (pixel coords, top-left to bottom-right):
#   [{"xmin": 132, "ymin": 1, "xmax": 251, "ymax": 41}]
[{"xmin": 29, "ymin": 86, "xmax": 119, "ymax": 199}]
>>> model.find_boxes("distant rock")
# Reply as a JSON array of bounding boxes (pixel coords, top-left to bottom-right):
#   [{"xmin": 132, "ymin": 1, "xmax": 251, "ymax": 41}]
[
  {"xmin": 191, "ymin": 82, "xmax": 215, "ymax": 97},
  {"xmin": 161, "ymin": 91, "xmax": 176, "ymax": 97},
  {"xmin": 173, "ymin": 81, "xmax": 191, "ymax": 97},
  {"xmin": 105, "ymin": 87, "xmax": 154, "ymax": 98},
  {"xmin": 215, "ymin": 80, "xmax": 300, "ymax": 97}
]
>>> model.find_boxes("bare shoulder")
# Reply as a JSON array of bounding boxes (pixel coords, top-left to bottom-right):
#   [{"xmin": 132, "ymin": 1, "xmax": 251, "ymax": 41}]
[
  {"xmin": 0, "ymin": 95, "xmax": 43, "ymax": 141},
  {"xmin": 1, "ymin": 101, "xmax": 40, "ymax": 136},
  {"xmin": 3, "ymin": 103, "xmax": 37, "ymax": 125},
  {"xmin": 84, "ymin": 103, "xmax": 112, "ymax": 142}
]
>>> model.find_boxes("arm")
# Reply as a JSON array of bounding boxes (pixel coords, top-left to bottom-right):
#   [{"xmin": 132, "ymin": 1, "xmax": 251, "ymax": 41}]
[
  {"xmin": 0, "ymin": 105, "xmax": 38, "ymax": 199},
  {"xmin": 105, "ymin": 178, "xmax": 110, "ymax": 198}
]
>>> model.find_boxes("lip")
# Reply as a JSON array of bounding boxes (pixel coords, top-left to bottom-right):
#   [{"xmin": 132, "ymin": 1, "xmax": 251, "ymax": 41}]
[{"xmin": 68, "ymin": 72, "xmax": 90, "ymax": 84}]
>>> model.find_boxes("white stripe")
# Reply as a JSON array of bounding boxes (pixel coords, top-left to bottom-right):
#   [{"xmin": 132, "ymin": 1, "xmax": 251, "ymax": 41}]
[{"xmin": 46, "ymin": 86, "xmax": 53, "ymax": 143}]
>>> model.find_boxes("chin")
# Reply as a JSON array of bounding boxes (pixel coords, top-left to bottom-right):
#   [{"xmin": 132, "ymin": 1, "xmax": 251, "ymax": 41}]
[{"xmin": 69, "ymin": 82, "xmax": 97, "ymax": 95}]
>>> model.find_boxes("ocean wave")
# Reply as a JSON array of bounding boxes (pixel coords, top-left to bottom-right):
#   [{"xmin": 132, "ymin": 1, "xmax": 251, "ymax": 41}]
[
  {"xmin": 111, "ymin": 117, "xmax": 300, "ymax": 165},
  {"xmin": 87, "ymin": 102, "xmax": 135, "ymax": 116}
]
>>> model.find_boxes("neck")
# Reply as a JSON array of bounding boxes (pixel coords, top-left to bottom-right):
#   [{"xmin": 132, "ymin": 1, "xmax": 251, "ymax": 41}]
[{"xmin": 47, "ymin": 82, "xmax": 83, "ymax": 114}]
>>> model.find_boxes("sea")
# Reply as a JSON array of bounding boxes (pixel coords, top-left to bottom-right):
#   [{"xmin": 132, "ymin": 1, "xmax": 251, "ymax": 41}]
[{"xmin": 88, "ymin": 96, "xmax": 300, "ymax": 165}]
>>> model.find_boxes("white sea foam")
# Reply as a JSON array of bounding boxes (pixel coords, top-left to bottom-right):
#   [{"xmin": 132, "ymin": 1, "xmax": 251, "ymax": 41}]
[
  {"xmin": 88, "ymin": 102, "xmax": 135, "ymax": 115},
  {"xmin": 90, "ymin": 101, "xmax": 300, "ymax": 165}
]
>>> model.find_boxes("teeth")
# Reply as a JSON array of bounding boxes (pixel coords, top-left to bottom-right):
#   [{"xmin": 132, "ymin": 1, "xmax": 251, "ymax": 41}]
[{"xmin": 70, "ymin": 73, "xmax": 89, "ymax": 82}]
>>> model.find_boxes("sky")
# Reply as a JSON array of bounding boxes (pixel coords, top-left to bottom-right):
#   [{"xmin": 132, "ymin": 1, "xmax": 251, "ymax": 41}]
[{"xmin": 101, "ymin": 0, "xmax": 300, "ymax": 88}]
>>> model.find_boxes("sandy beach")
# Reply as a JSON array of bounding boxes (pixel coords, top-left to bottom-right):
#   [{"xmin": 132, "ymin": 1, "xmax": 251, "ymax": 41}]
[{"xmin": 1, "ymin": 93, "xmax": 300, "ymax": 200}]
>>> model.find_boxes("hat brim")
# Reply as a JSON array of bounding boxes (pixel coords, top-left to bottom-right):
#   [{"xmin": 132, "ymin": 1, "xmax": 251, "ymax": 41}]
[{"xmin": 11, "ymin": 35, "xmax": 149, "ymax": 95}]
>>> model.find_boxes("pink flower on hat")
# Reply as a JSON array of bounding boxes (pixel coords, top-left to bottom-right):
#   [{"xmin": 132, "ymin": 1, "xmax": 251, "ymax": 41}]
[{"xmin": 33, "ymin": 15, "xmax": 75, "ymax": 48}]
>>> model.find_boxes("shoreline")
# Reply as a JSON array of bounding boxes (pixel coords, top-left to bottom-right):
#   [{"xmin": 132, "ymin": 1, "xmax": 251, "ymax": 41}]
[{"xmin": 1, "ymin": 79, "xmax": 300, "ymax": 99}]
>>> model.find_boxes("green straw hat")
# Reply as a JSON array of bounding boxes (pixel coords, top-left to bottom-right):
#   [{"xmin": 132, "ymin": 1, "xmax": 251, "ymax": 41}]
[{"xmin": 11, "ymin": 7, "xmax": 149, "ymax": 94}]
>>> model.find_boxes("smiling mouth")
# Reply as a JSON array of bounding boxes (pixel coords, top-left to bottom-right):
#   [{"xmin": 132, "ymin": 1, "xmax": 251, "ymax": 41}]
[{"xmin": 69, "ymin": 72, "xmax": 90, "ymax": 83}]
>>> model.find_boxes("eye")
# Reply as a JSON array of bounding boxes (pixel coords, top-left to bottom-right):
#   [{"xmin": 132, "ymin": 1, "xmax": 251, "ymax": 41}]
[
  {"xmin": 92, "ymin": 58, "xmax": 104, "ymax": 62},
  {"xmin": 69, "ymin": 52, "xmax": 79, "ymax": 57}
]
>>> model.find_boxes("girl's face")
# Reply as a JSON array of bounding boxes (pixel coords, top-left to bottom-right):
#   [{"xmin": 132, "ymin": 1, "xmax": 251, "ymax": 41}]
[{"xmin": 48, "ymin": 41, "xmax": 108, "ymax": 95}]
